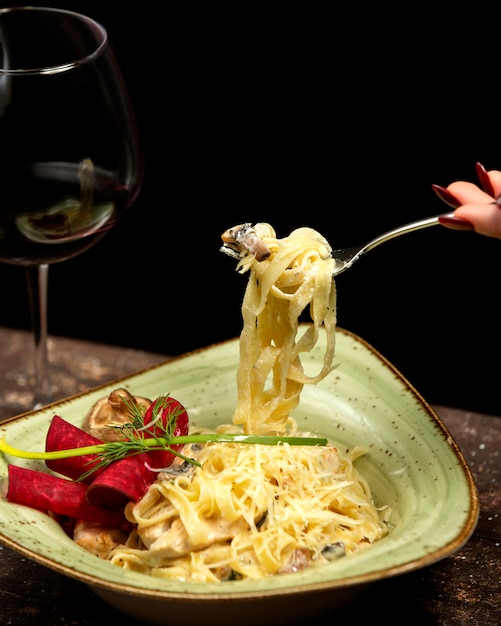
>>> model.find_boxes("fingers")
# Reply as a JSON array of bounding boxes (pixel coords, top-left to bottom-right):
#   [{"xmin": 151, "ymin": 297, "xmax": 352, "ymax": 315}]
[
  {"xmin": 446, "ymin": 181, "xmax": 493, "ymax": 205},
  {"xmin": 454, "ymin": 203, "xmax": 501, "ymax": 239},
  {"xmin": 434, "ymin": 166, "xmax": 501, "ymax": 239},
  {"xmin": 448, "ymin": 168, "xmax": 501, "ymax": 238},
  {"xmin": 485, "ymin": 169, "xmax": 501, "ymax": 197}
]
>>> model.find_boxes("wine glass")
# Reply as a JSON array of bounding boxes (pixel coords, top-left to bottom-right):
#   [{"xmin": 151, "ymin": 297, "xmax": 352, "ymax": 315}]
[{"xmin": 0, "ymin": 7, "xmax": 143, "ymax": 411}]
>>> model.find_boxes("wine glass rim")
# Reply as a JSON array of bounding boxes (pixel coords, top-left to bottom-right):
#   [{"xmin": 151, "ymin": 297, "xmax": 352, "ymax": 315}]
[{"xmin": 0, "ymin": 6, "xmax": 108, "ymax": 76}]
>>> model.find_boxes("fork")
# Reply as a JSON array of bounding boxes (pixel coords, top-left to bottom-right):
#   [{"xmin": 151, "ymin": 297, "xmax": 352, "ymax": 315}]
[{"xmin": 332, "ymin": 215, "xmax": 442, "ymax": 276}]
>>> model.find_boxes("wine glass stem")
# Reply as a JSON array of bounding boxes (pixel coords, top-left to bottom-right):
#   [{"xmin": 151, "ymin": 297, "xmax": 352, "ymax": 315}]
[{"xmin": 25, "ymin": 264, "xmax": 51, "ymax": 408}]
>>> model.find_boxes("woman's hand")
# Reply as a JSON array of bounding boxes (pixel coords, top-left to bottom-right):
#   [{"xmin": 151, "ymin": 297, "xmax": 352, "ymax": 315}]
[{"xmin": 433, "ymin": 163, "xmax": 501, "ymax": 239}]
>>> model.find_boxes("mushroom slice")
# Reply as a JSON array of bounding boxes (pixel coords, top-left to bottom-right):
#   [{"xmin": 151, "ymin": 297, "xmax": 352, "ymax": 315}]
[
  {"xmin": 83, "ymin": 388, "xmax": 152, "ymax": 442},
  {"xmin": 220, "ymin": 223, "xmax": 271, "ymax": 262}
]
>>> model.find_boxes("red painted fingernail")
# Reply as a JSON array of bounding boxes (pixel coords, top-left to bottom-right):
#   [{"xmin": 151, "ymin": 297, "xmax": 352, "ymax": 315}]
[
  {"xmin": 431, "ymin": 184, "xmax": 462, "ymax": 208},
  {"xmin": 475, "ymin": 162, "xmax": 495, "ymax": 197},
  {"xmin": 438, "ymin": 214, "xmax": 474, "ymax": 231}
]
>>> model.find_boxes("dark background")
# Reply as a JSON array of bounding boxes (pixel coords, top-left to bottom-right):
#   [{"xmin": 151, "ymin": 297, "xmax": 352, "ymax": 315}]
[{"xmin": 1, "ymin": 3, "xmax": 501, "ymax": 416}]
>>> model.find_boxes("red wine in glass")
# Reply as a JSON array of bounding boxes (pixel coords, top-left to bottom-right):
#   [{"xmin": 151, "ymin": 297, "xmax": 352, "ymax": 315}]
[{"xmin": 0, "ymin": 7, "xmax": 143, "ymax": 410}]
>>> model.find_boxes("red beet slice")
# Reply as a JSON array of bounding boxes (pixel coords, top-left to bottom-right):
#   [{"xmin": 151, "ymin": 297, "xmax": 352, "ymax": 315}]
[
  {"xmin": 45, "ymin": 415, "xmax": 103, "ymax": 483},
  {"xmin": 142, "ymin": 396, "xmax": 189, "ymax": 470},
  {"xmin": 85, "ymin": 453, "xmax": 157, "ymax": 508},
  {"xmin": 6, "ymin": 465, "xmax": 129, "ymax": 529},
  {"xmin": 85, "ymin": 396, "xmax": 189, "ymax": 507},
  {"xmin": 45, "ymin": 416, "xmax": 157, "ymax": 508}
]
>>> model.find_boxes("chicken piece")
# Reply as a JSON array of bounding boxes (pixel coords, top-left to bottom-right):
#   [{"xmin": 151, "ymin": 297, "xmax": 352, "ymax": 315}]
[
  {"xmin": 278, "ymin": 547, "xmax": 312, "ymax": 573},
  {"xmin": 138, "ymin": 515, "xmax": 248, "ymax": 559},
  {"xmin": 73, "ymin": 520, "xmax": 129, "ymax": 559}
]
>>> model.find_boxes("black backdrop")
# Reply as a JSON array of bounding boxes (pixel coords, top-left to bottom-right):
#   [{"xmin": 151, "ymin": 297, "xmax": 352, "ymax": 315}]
[{"xmin": 1, "ymin": 3, "xmax": 500, "ymax": 415}]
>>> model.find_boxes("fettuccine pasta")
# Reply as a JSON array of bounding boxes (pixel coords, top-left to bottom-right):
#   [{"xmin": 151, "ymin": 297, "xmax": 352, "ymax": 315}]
[
  {"xmin": 107, "ymin": 436, "xmax": 388, "ymax": 581},
  {"xmin": 74, "ymin": 223, "xmax": 390, "ymax": 581},
  {"xmin": 222, "ymin": 223, "xmax": 337, "ymax": 434}
]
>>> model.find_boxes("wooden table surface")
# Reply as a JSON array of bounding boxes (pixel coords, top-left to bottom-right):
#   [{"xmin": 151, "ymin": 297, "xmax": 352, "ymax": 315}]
[{"xmin": 0, "ymin": 327, "xmax": 499, "ymax": 626}]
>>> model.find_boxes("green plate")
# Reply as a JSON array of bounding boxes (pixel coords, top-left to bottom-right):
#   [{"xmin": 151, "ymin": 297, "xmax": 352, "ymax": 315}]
[{"xmin": 0, "ymin": 328, "xmax": 479, "ymax": 626}]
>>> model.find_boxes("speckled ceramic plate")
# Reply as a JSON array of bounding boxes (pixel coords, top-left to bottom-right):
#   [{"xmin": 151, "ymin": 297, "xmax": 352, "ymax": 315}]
[{"xmin": 0, "ymin": 328, "xmax": 479, "ymax": 626}]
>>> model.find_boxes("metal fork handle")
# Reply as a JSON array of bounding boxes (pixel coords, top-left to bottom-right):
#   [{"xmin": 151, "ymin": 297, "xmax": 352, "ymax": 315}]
[
  {"xmin": 357, "ymin": 215, "xmax": 440, "ymax": 253},
  {"xmin": 332, "ymin": 215, "xmax": 441, "ymax": 275}
]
